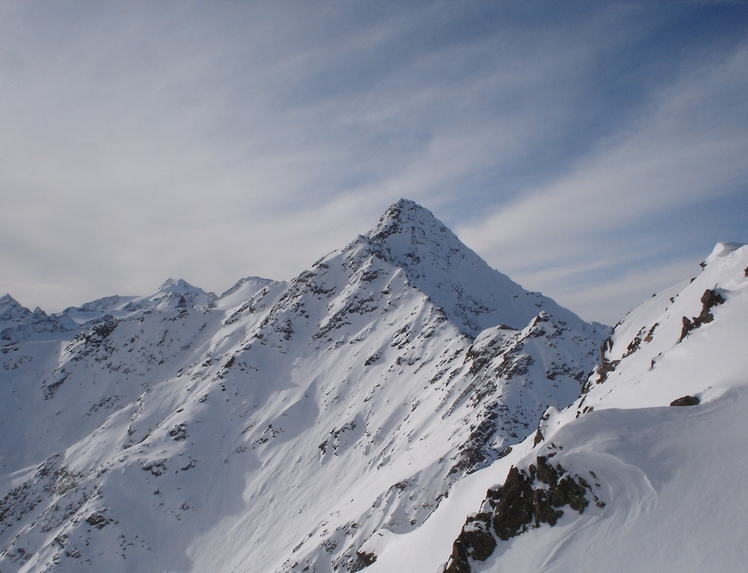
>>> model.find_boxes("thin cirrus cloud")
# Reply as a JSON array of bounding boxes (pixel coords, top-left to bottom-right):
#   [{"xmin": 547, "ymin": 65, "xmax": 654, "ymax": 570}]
[
  {"xmin": 457, "ymin": 40, "xmax": 748, "ymax": 323},
  {"xmin": 0, "ymin": 1, "xmax": 746, "ymax": 325}
]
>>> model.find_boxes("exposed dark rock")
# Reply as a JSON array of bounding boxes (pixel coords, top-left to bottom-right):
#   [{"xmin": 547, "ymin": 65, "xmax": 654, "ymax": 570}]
[
  {"xmin": 491, "ymin": 467, "xmax": 536, "ymax": 541},
  {"xmin": 169, "ymin": 423, "xmax": 188, "ymax": 441},
  {"xmin": 445, "ymin": 511, "xmax": 497, "ymax": 573},
  {"xmin": 670, "ymin": 395, "xmax": 700, "ymax": 407},
  {"xmin": 85, "ymin": 513, "xmax": 113, "ymax": 529},
  {"xmin": 623, "ymin": 336, "xmax": 642, "ymax": 358},
  {"xmin": 449, "ymin": 410, "xmax": 499, "ymax": 476},
  {"xmin": 643, "ymin": 323, "xmax": 658, "ymax": 343},
  {"xmin": 585, "ymin": 337, "xmax": 619, "ymax": 390},
  {"xmin": 350, "ymin": 550, "xmax": 377, "ymax": 571},
  {"xmin": 43, "ymin": 373, "xmax": 68, "ymax": 400},
  {"xmin": 679, "ymin": 289, "xmax": 726, "ymax": 342},
  {"xmin": 680, "ymin": 316, "xmax": 695, "ymax": 341},
  {"xmin": 444, "ymin": 456, "xmax": 596, "ymax": 572},
  {"xmin": 142, "ymin": 461, "xmax": 168, "ymax": 476},
  {"xmin": 89, "ymin": 319, "xmax": 118, "ymax": 341},
  {"xmin": 698, "ymin": 289, "xmax": 725, "ymax": 322}
]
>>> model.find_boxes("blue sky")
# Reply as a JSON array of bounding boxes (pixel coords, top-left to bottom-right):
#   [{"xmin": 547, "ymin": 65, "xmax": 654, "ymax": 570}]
[{"xmin": 1, "ymin": 1, "xmax": 747, "ymax": 324}]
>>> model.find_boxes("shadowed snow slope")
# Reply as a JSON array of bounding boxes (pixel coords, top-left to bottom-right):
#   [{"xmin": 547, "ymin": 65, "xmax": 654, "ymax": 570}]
[{"xmin": 0, "ymin": 200, "xmax": 605, "ymax": 573}]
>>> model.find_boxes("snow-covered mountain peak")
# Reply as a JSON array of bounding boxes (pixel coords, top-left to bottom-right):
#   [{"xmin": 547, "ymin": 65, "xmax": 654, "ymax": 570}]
[
  {"xmin": 0, "ymin": 294, "xmax": 32, "ymax": 335},
  {"xmin": 369, "ymin": 198, "xmax": 448, "ymax": 241},
  {"xmin": 0, "ymin": 293, "xmax": 27, "ymax": 318},
  {"xmin": 361, "ymin": 199, "xmax": 593, "ymax": 337},
  {"xmin": 368, "ymin": 199, "xmax": 474, "ymax": 272},
  {"xmin": 0, "ymin": 200, "xmax": 612, "ymax": 573},
  {"xmin": 1, "ymin": 295, "xmax": 75, "ymax": 344},
  {"xmin": 0, "ymin": 293, "xmax": 19, "ymax": 308},
  {"xmin": 118, "ymin": 278, "xmax": 216, "ymax": 312},
  {"xmin": 157, "ymin": 278, "xmax": 208, "ymax": 297}
]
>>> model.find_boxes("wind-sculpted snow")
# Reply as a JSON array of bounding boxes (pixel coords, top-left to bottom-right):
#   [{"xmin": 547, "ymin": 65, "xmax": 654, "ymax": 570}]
[
  {"xmin": 444, "ymin": 391, "xmax": 748, "ymax": 573},
  {"xmin": 412, "ymin": 242, "xmax": 748, "ymax": 573},
  {"xmin": 0, "ymin": 200, "xmax": 607, "ymax": 573}
]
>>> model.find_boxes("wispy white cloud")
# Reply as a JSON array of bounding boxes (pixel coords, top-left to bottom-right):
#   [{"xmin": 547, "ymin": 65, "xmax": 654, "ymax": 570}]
[
  {"xmin": 1, "ymin": 1, "xmax": 746, "ymax": 323},
  {"xmin": 457, "ymin": 40, "xmax": 748, "ymax": 322}
]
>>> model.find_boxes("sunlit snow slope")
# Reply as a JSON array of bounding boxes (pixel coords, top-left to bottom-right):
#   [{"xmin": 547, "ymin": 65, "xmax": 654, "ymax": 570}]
[
  {"xmin": 388, "ymin": 242, "xmax": 748, "ymax": 573},
  {"xmin": 0, "ymin": 200, "xmax": 605, "ymax": 573}
]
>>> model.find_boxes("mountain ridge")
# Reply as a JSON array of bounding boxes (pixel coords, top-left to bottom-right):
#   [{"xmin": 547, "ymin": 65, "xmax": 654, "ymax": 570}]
[
  {"xmin": 3, "ymin": 201, "xmax": 741, "ymax": 573},
  {"xmin": 423, "ymin": 241, "xmax": 748, "ymax": 573}
]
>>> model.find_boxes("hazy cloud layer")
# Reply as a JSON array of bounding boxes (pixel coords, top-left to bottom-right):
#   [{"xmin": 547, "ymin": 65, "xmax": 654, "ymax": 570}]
[{"xmin": 1, "ymin": 1, "xmax": 746, "ymax": 324}]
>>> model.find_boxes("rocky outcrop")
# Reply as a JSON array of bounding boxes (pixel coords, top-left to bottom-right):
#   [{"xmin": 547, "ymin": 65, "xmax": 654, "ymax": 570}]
[
  {"xmin": 679, "ymin": 289, "xmax": 725, "ymax": 341},
  {"xmin": 444, "ymin": 455, "xmax": 601, "ymax": 573}
]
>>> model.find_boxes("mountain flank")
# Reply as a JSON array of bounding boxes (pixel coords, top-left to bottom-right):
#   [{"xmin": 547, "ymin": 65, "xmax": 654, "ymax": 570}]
[{"xmin": 2, "ymin": 201, "xmax": 745, "ymax": 573}]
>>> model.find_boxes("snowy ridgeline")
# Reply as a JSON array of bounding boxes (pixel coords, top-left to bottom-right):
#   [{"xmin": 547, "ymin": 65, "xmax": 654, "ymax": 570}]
[
  {"xmin": 1, "ymin": 200, "xmax": 746, "ymax": 573},
  {"xmin": 399, "ymin": 241, "xmax": 748, "ymax": 573}
]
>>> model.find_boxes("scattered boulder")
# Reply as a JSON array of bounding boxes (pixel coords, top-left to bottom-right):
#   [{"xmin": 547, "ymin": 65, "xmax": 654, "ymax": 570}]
[
  {"xmin": 85, "ymin": 513, "xmax": 113, "ymax": 529},
  {"xmin": 350, "ymin": 550, "xmax": 377, "ymax": 571},
  {"xmin": 670, "ymin": 395, "xmax": 700, "ymax": 407}
]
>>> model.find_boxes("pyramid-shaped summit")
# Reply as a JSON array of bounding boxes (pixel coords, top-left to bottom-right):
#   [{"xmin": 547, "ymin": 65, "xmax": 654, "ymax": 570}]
[
  {"xmin": 350, "ymin": 198, "xmax": 588, "ymax": 336},
  {"xmin": 0, "ymin": 197, "xmax": 608, "ymax": 573}
]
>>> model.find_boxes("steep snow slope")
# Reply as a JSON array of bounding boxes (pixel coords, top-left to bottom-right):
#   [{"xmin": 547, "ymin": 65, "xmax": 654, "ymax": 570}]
[
  {"xmin": 364, "ymin": 200, "xmax": 586, "ymax": 336},
  {"xmin": 397, "ymin": 242, "xmax": 748, "ymax": 573},
  {"xmin": 0, "ymin": 200, "xmax": 604, "ymax": 573}
]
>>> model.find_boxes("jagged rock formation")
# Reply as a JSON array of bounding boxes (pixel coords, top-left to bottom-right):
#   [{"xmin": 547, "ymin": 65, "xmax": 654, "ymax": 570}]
[{"xmin": 444, "ymin": 453, "xmax": 599, "ymax": 573}]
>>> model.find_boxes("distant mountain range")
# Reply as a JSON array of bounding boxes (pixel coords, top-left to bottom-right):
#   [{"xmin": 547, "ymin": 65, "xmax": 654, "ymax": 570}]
[{"xmin": 1, "ymin": 200, "xmax": 745, "ymax": 573}]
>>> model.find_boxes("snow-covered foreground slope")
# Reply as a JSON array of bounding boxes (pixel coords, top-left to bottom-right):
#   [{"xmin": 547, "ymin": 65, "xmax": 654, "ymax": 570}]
[
  {"xmin": 0, "ymin": 200, "xmax": 606, "ymax": 573},
  {"xmin": 380, "ymin": 242, "xmax": 748, "ymax": 573}
]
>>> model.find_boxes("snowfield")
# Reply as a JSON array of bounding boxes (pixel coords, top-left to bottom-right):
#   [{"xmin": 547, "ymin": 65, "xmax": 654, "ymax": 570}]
[{"xmin": 1, "ymin": 201, "xmax": 745, "ymax": 573}]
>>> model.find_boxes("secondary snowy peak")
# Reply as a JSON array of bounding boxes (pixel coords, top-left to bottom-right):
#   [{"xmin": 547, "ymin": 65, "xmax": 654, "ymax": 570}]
[
  {"xmin": 0, "ymin": 294, "xmax": 30, "ymax": 324},
  {"xmin": 214, "ymin": 276, "xmax": 279, "ymax": 311},
  {"xmin": 0, "ymin": 295, "xmax": 74, "ymax": 344},
  {"xmin": 121, "ymin": 278, "xmax": 216, "ymax": 312},
  {"xmin": 156, "ymin": 278, "xmax": 216, "ymax": 306}
]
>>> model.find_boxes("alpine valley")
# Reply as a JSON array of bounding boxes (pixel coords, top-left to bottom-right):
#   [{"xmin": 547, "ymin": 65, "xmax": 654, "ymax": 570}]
[{"xmin": 1, "ymin": 200, "xmax": 746, "ymax": 573}]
